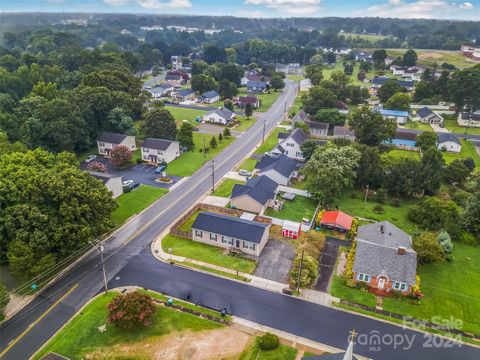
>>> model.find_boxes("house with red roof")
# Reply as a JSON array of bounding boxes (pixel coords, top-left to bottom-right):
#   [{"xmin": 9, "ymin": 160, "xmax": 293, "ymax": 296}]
[{"xmin": 320, "ymin": 210, "xmax": 354, "ymax": 233}]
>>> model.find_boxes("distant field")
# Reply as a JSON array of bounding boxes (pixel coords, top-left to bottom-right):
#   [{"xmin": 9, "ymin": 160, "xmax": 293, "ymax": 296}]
[
  {"xmin": 385, "ymin": 49, "xmax": 477, "ymax": 69},
  {"xmin": 322, "ymin": 62, "xmax": 368, "ymax": 87},
  {"xmin": 343, "ymin": 32, "xmax": 389, "ymax": 41}
]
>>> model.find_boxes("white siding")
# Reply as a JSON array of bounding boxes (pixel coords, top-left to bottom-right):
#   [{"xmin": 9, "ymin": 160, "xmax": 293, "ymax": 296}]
[{"xmin": 438, "ymin": 141, "xmax": 461, "ymax": 153}]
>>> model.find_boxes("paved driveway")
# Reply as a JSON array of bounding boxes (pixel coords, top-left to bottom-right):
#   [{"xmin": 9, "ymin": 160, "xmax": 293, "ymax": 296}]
[
  {"xmin": 254, "ymin": 240, "xmax": 295, "ymax": 284},
  {"xmin": 314, "ymin": 237, "xmax": 352, "ymax": 292}
]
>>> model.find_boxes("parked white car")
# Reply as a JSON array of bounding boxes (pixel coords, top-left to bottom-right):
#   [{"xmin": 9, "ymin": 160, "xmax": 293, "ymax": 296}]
[
  {"xmin": 84, "ymin": 155, "xmax": 97, "ymax": 163},
  {"xmin": 122, "ymin": 180, "xmax": 134, "ymax": 187},
  {"xmin": 239, "ymin": 170, "xmax": 252, "ymax": 177}
]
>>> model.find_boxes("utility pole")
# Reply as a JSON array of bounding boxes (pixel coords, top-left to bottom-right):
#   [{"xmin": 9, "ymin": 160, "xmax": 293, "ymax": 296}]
[
  {"xmin": 296, "ymin": 247, "xmax": 305, "ymax": 293},
  {"xmin": 262, "ymin": 119, "xmax": 266, "ymax": 144},
  {"xmin": 203, "ymin": 138, "xmax": 206, "ymax": 159},
  {"xmin": 211, "ymin": 160, "xmax": 215, "ymax": 192},
  {"xmin": 89, "ymin": 241, "xmax": 108, "ymax": 293},
  {"xmin": 364, "ymin": 184, "xmax": 369, "ymax": 204}
]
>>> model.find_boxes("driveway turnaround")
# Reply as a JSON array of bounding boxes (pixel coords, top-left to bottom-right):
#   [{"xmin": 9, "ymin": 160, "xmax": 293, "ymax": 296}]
[{"xmin": 254, "ymin": 240, "xmax": 295, "ymax": 283}]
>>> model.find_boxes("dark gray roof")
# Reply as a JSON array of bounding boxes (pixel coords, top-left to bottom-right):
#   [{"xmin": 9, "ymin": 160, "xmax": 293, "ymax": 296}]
[
  {"xmin": 202, "ymin": 90, "xmax": 219, "ymax": 99},
  {"xmin": 205, "ymin": 107, "xmax": 235, "ymax": 120},
  {"xmin": 460, "ymin": 111, "xmax": 480, "ymax": 121},
  {"xmin": 371, "ymin": 77, "xmax": 413, "ymax": 88},
  {"xmin": 255, "ymin": 154, "xmax": 298, "ymax": 179},
  {"xmin": 395, "ymin": 128, "xmax": 421, "ymax": 140},
  {"xmin": 355, "ymin": 221, "xmax": 416, "ymax": 285},
  {"xmin": 333, "ymin": 126, "xmax": 355, "ymax": 137},
  {"xmin": 293, "ymin": 109, "xmax": 310, "ymax": 123},
  {"xmin": 142, "ymin": 138, "xmax": 176, "ymax": 150},
  {"xmin": 97, "ymin": 132, "xmax": 128, "ymax": 144},
  {"xmin": 165, "ymin": 74, "xmax": 182, "ymax": 81},
  {"xmin": 239, "ymin": 95, "xmax": 258, "ymax": 104},
  {"xmin": 278, "ymin": 132, "xmax": 289, "ymax": 140},
  {"xmin": 417, "ymin": 107, "xmax": 434, "ymax": 118},
  {"xmin": 438, "ymin": 133, "xmax": 461, "ymax": 145},
  {"xmin": 289, "ymin": 128, "xmax": 308, "ymax": 145},
  {"xmin": 177, "ymin": 88, "xmax": 194, "ymax": 97},
  {"xmin": 89, "ymin": 171, "xmax": 120, "ymax": 184},
  {"xmin": 307, "ymin": 121, "xmax": 329, "ymax": 130},
  {"xmin": 192, "ymin": 212, "xmax": 268, "ymax": 244},
  {"xmin": 247, "ymin": 80, "xmax": 267, "ymax": 88},
  {"xmin": 231, "ymin": 175, "xmax": 278, "ymax": 205}
]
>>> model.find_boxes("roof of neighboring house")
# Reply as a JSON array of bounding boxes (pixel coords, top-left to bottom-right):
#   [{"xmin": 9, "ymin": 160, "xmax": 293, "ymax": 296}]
[
  {"xmin": 395, "ymin": 128, "xmax": 421, "ymax": 141},
  {"xmin": 288, "ymin": 128, "xmax": 308, "ymax": 145},
  {"xmin": 177, "ymin": 88, "xmax": 194, "ymax": 97},
  {"xmin": 278, "ymin": 132, "xmax": 289, "ymax": 140},
  {"xmin": 371, "ymin": 77, "xmax": 413, "ymax": 88},
  {"xmin": 417, "ymin": 106, "xmax": 434, "ymax": 118},
  {"xmin": 97, "ymin": 132, "xmax": 129, "ymax": 144},
  {"xmin": 333, "ymin": 126, "xmax": 355, "ymax": 137},
  {"xmin": 141, "ymin": 137, "xmax": 176, "ymax": 150},
  {"xmin": 293, "ymin": 109, "xmax": 310, "ymax": 123},
  {"xmin": 201, "ymin": 90, "xmax": 219, "ymax": 99},
  {"xmin": 355, "ymin": 221, "xmax": 417, "ymax": 285},
  {"xmin": 247, "ymin": 80, "xmax": 267, "ymax": 88},
  {"xmin": 246, "ymin": 74, "xmax": 266, "ymax": 82},
  {"xmin": 255, "ymin": 154, "xmax": 299, "ymax": 179},
  {"xmin": 204, "ymin": 107, "xmax": 236, "ymax": 121},
  {"xmin": 460, "ymin": 111, "xmax": 480, "ymax": 121},
  {"xmin": 192, "ymin": 211, "xmax": 269, "ymax": 244},
  {"xmin": 397, "ymin": 80, "xmax": 414, "ymax": 88},
  {"xmin": 307, "ymin": 121, "xmax": 329, "ymax": 130},
  {"xmin": 379, "ymin": 109, "xmax": 409, "ymax": 117},
  {"xmin": 320, "ymin": 210, "xmax": 353, "ymax": 230},
  {"xmin": 438, "ymin": 132, "xmax": 461, "ymax": 145},
  {"xmin": 238, "ymin": 95, "xmax": 259, "ymax": 105},
  {"xmin": 165, "ymin": 74, "xmax": 182, "ymax": 81},
  {"xmin": 231, "ymin": 175, "xmax": 278, "ymax": 206},
  {"xmin": 89, "ymin": 171, "xmax": 121, "ymax": 184}
]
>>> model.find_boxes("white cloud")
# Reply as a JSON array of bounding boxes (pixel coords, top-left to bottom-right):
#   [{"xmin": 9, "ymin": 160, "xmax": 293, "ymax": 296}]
[
  {"xmin": 354, "ymin": 0, "xmax": 475, "ymax": 19},
  {"xmin": 103, "ymin": 0, "xmax": 129, "ymax": 5},
  {"xmin": 244, "ymin": 0, "xmax": 322, "ymax": 16},
  {"xmin": 136, "ymin": 0, "xmax": 192, "ymax": 9}
]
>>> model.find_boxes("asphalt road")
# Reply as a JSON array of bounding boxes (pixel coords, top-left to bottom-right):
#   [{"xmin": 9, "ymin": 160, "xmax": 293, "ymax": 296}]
[{"xmin": 1, "ymin": 81, "xmax": 479, "ymax": 360}]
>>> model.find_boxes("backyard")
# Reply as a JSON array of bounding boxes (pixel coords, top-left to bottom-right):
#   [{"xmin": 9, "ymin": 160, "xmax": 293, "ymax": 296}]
[
  {"xmin": 265, "ymin": 195, "xmax": 317, "ymax": 222},
  {"xmin": 442, "ymin": 139, "xmax": 480, "ymax": 166},
  {"xmin": 383, "ymin": 149, "xmax": 420, "ymax": 161},
  {"xmin": 162, "ymin": 234, "xmax": 257, "ymax": 273},
  {"xmin": 403, "ymin": 121, "xmax": 433, "ymax": 132},
  {"xmin": 165, "ymin": 105, "xmax": 207, "ymax": 124},
  {"xmin": 444, "ymin": 117, "xmax": 480, "ymax": 136},
  {"xmin": 331, "ymin": 243, "xmax": 480, "ymax": 335},
  {"xmin": 385, "ymin": 49, "xmax": 477, "ymax": 69},
  {"xmin": 166, "ymin": 132, "xmax": 235, "ymax": 177},
  {"xmin": 238, "ymin": 89, "xmax": 282, "ymax": 112},
  {"xmin": 111, "ymin": 185, "xmax": 168, "ymax": 226},
  {"xmin": 322, "ymin": 62, "xmax": 368, "ymax": 87},
  {"xmin": 212, "ymin": 178, "xmax": 245, "ymax": 198}
]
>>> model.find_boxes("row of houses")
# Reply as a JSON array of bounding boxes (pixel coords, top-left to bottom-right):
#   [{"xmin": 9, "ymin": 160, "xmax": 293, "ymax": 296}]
[{"xmin": 390, "ymin": 65, "xmax": 425, "ymax": 82}]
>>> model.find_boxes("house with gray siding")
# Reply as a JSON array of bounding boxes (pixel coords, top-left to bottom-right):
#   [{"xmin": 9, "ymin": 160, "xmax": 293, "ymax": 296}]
[
  {"xmin": 230, "ymin": 175, "xmax": 278, "ymax": 214},
  {"xmin": 89, "ymin": 171, "xmax": 123, "ymax": 199},
  {"xmin": 141, "ymin": 138, "xmax": 180, "ymax": 164},
  {"xmin": 97, "ymin": 132, "xmax": 136, "ymax": 157}
]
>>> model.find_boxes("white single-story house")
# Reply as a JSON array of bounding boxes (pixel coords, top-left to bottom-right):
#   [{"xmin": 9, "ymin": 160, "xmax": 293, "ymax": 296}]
[
  {"xmin": 141, "ymin": 138, "xmax": 180, "ymax": 164},
  {"xmin": 174, "ymin": 88, "xmax": 195, "ymax": 101},
  {"xmin": 97, "ymin": 132, "xmax": 136, "ymax": 157},
  {"xmin": 203, "ymin": 107, "xmax": 236, "ymax": 125},
  {"xmin": 415, "ymin": 107, "xmax": 444, "ymax": 126},
  {"xmin": 390, "ymin": 65, "xmax": 405, "ymax": 76},
  {"xmin": 457, "ymin": 111, "xmax": 480, "ymax": 128},
  {"xmin": 379, "ymin": 109, "xmax": 410, "ymax": 125},
  {"xmin": 333, "ymin": 126, "xmax": 355, "ymax": 140},
  {"xmin": 199, "ymin": 90, "xmax": 220, "ymax": 104},
  {"xmin": 191, "ymin": 211, "xmax": 271, "ymax": 257},
  {"xmin": 147, "ymin": 83, "xmax": 175, "ymax": 99},
  {"xmin": 307, "ymin": 121, "xmax": 329, "ymax": 137},
  {"xmin": 437, "ymin": 133, "xmax": 462, "ymax": 153},
  {"xmin": 89, "ymin": 171, "xmax": 123, "ymax": 199},
  {"xmin": 164, "ymin": 74, "xmax": 183, "ymax": 86}
]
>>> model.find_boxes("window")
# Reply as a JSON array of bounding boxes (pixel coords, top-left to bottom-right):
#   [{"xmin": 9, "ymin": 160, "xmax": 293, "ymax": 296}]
[
  {"xmin": 99, "ymin": 142, "xmax": 105, "ymax": 146},
  {"xmin": 357, "ymin": 273, "xmax": 371, "ymax": 283},
  {"xmin": 296, "ymin": 152, "xmax": 302, "ymax": 157},
  {"xmin": 286, "ymin": 142, "xmax": 294, "ymax": 147},
  {"xmin": 249, "ymin": 243, "xmax": 256, "ymax": 250},
  {"xmin": 393, "ymin": 282, "xmax": 408, "ymax": 291},
  {"xmin": 195, "ymin": 230, "xmax": 202, "ymax": 237},
  {"xmin": 243, "ymin": 241, "xmax": 248, "ymax": 248},
  {"xmin": 210, "ymin": 233, "xmax": 217, "ymax": 241},
  {"xmin": 143, "ymin": 148, "xmax": 149, "ymax": 152},
  {"xmin": 222, "ymin": 236, "xmax": 227, "ymax": 244},
  {"xmin": 157, "ymin": 150, "xmax": 163, "ymax": 155}
]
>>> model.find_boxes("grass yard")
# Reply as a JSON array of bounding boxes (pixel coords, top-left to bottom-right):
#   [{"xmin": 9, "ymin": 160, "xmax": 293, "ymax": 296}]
[
  {"xmin": 165, "ymin": 106, "xmax": 206, "ymax": 123},
  {"xmin": 178, "ymin": 209, "xmax": 201, "ymax": 232},
  {"xmin": 403, "ymin": 121, "xmax": 433, "ymax": 132},
  {"xmin": 240, "ymin": 337, "xmax": 297, "ymax": 360},
  {"xmin": 238, "ymin": 157, "xmax": 258, "ymax": 172},
  {"xmin": 289, "ymin": 95, "xmax": 303, "ymax": 117},
  {"xmin": 383, "ymin": 149, "xmax": 421, "ymax": 161},
  {"xmin": 385, "ymin": 49, "xmax": 476, "ymax": 69},
  {"xmin": 265, "ymin": 195, "xmax": 318, "ymax": 222},
  {"xmin": 442, "ymin": 140, "xmax": 480, "ymax": 167},
  {"xmin": 111, "ymin": 185, "xmax": 168, "ymax": 226},
  {"xmin": 255, "ymin": 127, "xmax": 284, "ymax": 155},
  {"xmin": 331, "ymin": 244, "xmax": 480, "ymax": 335},
  {"xmin": 166, "ymin": 132, "xmax": 235, "ymax": 177},
  {"xmin": 343, "ymin": 32, "xmax": 389, "ymax": 41},
  {"xmin": 322, "ymin": 62, "xmax": 368, "ymax": 87},
  {"xmin": 444, "ymin": 118, "xmax": 480, "ymax": 136},
  {"xmin": 34, "ymin": 292, "xmax": 221, "ymax": 360},
  {"xmin": 336, "ymin": 189, "xmax": 421, "ymax": 234},
  {"xmin": 238, "ymin": 91, "xmax": 282, "ymax": 112},
  {"xmin": 162, "ymin": 234, "xmax": 256, "ymax": 273},
  {"xmin": 212, "ymin": 178, "xmax": 245, "ymax": 198},
  {"xmin": 235, "ymin": 116, "xmax": 257, "ymax": 131}
]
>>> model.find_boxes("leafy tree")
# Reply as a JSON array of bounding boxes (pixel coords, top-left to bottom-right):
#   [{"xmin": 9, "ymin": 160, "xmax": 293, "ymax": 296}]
[
  {"xmin": 408, "ymin": 197, "xmax": 460, "ymax": 231},
  {"xmin": 110, "ymin": 145, "xmax": 132, "ymax": 167},
  {"xmin": 402, "ymin": 49, "xmax": 418, "ymax": 67},
  {"xmin": 443, "ymin": 159, "xmax": 471, "ymax": 185},
  {"xmin": 437, "ymin": 231, "xmax": 453, "ymax": 255},
  {"xmin": 300, "ymin": 140, "xmax": 319, "ymax": 162},
  {"xmin": 203, "ymin": 45, "xmax": 227, "ymax": 64},
  {"xmin": 218, "ymin": 79, "xmax": 237, "ymax": 99},
  {"xmin": 218, "ymin": 132, "xmax": 223, "ymax": 142},
  {"xmin": 449, "ymin": 65, "xmax": 480, "ymax": 114},
  {"xmin": 190, "ymin": 74, "xmax": 217, "ymax": 94},
  {"xmin": 87, "ymin": 161, "xmax": 107, "ymax": 173},
  {"xmin": 259, "ymin": 333, "xmax": 279, "ymax": 351},
  {"xmin": 293, "ymin": 121, "xmax": 309, "ymax": 135},
  {"xmin": 289, "ymin": 253, "xmax": 318, "ymax": 288},
  {"xmin": 301, "ymin": 86, "xmax": 336, "ymax": 115},
  {"xmin": 377, "ymin": 79, "xmax": 406, "ymax": 103},
  {"xmin": 314, "ymin": 109, "xmax": 345, "ymax": 126},
  {"xmin": 420, "ymin": 148, "xmax": 444, "ymax": 195},
  {"xmin": 354, "ymin": 144, "xmax": 384, "ymax": 188},
  {"xmin": 191, "ymin": 60, "xmax": 209, "ymax": 75},
  {"xmin": 372, "ymin": 49, "xmax": 387, "ymax": 63},
  {"xmin": 463, "ymin": 158, "xmax": 475, "ymax": 172},
  {"xmin": 141, "ymin": 108, "xmax": 177, "ymax": 140},
  {"xmin": 245, "ymin": 103, "xmax": 253, "ymax": 117},
  {"xmin": 416, "ymin": 132, "xmax": 438, "ymax": 152},
  {"xmin": 359, "ymin": 61, "xmax": 372, "ymax": 73},
  {"xmin": 349, "ymin": 106, "xmax": 396, "ymax": 146},
  {"xmin": 223, "ymin": 127, "xmax": 231, "ymax": 138},
  {"xmin": 270, "ymin": 75, "xmax": 285, "ymax": 91},
  {"xmin": 0, "ymin": 282, "xmax": 9, "ymax": 320},
  {"xmin": 357, "ymin": 71, "xmax": 366, "ymax": 82},
  {"xmin": 107, "ymin": 107, "xmax": 136, "ymax": 135},
  {"xmin": 303, "ymin": 144, "xmax": 361, "ymax": 208},
  {"xmin": 108, "ymin": 291, "xmax": 156, "ymax": 329},
  {"xmin": 177, "ymin": 122, "xmax": 194, "ymax": 150},
  {"xmin": 385, "ymin": 92, "xmax": 411, "ymax": 111},
  {"xmin": 209, "ymin": 135, "xmax": 217, "ymax": 148},
  {"xmin": 0, "ymin": 131, "xmax": 26, "ymax": 155},
  {"xmin": 223, "ymin": 101, "xmax": 234, "ymax": 111},
  {"xmin": 383, "ymin": 158, "xmax": 423, "ymax": 196},
  {"xmin": 463, "ymin": 173, "xmax": 480, "ymax": 238},
  {"xmin": 304, "ymin": 64, "xmax": 323, "ymax": 85},
  {"xmin": 413, "ymin": 232, "xmax": 445, "ymax": 265},
  {"xmin": 219, "ymin": 63, "xmax": 244, "ymax": 87}
]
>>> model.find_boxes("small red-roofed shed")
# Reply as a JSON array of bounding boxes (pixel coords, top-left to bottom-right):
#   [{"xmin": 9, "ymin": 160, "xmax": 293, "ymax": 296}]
[{"xmin": 320, "ymin": 210, "xmax": 354, "ymax": 233}]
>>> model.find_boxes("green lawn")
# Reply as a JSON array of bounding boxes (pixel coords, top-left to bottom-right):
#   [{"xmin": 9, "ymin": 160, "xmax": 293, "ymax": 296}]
[
  {"xmin": 166, "ymin": 132, "xmax": 235, "ymax": 177},
  {"xmin": 322, "ymin": 62, "xmax": 367, "ymax": 87},
  {"xmin": 238, "ymin": 91, "xmax": 282, "ymax": 112},
  {"xmin": 331, "ymin": 244, "xmax": 480, "ymax": 335},
  {"xmin": 403, "ymin": 121, "xmax": 433, "ymax": 132},
  {"xmin": 235, "ymin": 116, "xmax": 257, "ymax": 131},
  {"xmin": 165, "ymin": 106, "xmax": 206, "ymax": 123},
  {"xmin": 289, "ymin": 95, "xmax": 303, "ymax": 117},
  {"xmin": 178, "ymin": 209, "xmax": 201, "ymax": 232},
  {"xmin": 343, "ymin": 32, "xmax": 389, "ymax": 41},
  {"xmin": 212, "ymin": 178, "xmax": 245, "ymax": 198},
  {"xmin": 34, "ymin": 292, "xmax": 221, "ymax": 360},
  {"xmin": 265, "ymin": 195, "xmax": 318, "ymax": 222},
  {"xmin": 111, "ymin": 185, "xmax": 168, "ymax": 226},
  {"xmin": 238, "ymin": 158, "xmax": 258, "ymax": 172},
  {"xmin": 442, "ymin": 140, "xmax": 480, "ymax": 167},
  {"xmin": 162, "ymin": 234, "xmax": 256, "ymax": 273},
  {"xmin": 383, "ymin": 149, "xmax": 420, "ymax": 161},
  {"xmin": 444, "ymin": 118, "xmax": 480, "ymax": 136},
  {"xmin": 336, "ymin": 189, "xmax": 421, "ymax": 234},
  {"xmin": 385, "ymin": 49, "xmax": 477, "ymax": 69},
  {"xmin": 240, "ymin": 337, "xmax": 297, "ymax": 360},
  {"xmin": 255, "ymin": 127, "xmax": 283, "ymax": 154}
]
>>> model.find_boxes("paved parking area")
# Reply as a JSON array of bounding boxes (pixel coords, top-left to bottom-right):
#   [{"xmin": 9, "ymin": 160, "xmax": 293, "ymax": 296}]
[{"xmin": 254, "ymin": 240, "xmax": 295, "ymax": 284}]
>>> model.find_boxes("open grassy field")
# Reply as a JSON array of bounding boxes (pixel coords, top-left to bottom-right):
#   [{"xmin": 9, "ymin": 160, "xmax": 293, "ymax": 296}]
[
  {"xmin": 255, "ymin": 127, "xmax": 284, "ymax": 155},
  {"xmin": 165, "ymin": 106, "xmax": 206, "ymax": 124},
  {"xmin": 444, "ymin": 117, "xmax": 480, "ymax": 136},
  {"xmin": 331, "ymin": 244, "xmax": 480, "ymax": 335},
  {"xmin": 322, "ymin": 62, "xmax": 368, "ymax": 87},
  {"xmin": 385, "ymin": 49, "xmax": 477, "ymax": 69},
  {"xmin": 343, "ymin": 32, "xmax": 389, "ymax": 41},
  {"xmin": 111, "ymin": 185, "xmax": 168, "ymax": 226},
  {"xmin": 286, "ymin": 74, "xmax": 305, "ymax": 81},
  {"xmin": 403, "ymin": 121, "xmax": 433, "ymax": 132},
  {"xmin": 383, "ymin": 149, "xmax": 421, "ymax": 161},
  {"xmin": 212, "ymin": 178, "xmax": 245, "ymax": 198},
  {"xmin": 265, "ymin": 195, "xmax": 317, "ymax": 222},
  {"xmin": 442, "ymin": 140, "xmax": 480, "ymax": 166},
  {"xmin": 162, "ymin": 234, "xmax": 256, "ymax": 273},
  {"xmin": 34, "ymin": 292, "xmax": 221, "ymax": 360},
  {"xmin": 166, "ymin": 132, "xmax": 235, "ymax": 177}
]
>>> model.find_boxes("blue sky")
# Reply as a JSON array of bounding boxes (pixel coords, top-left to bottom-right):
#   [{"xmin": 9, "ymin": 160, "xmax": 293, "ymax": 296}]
[{"xmin": 1, "ymin": 0, "xmax": 479, "ymax": 20}]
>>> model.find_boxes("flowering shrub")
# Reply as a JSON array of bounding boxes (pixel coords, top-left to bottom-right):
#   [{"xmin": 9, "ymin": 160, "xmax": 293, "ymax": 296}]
[
  {"xmin": 110, "ymin": 145, "xmax": 132, "ymax": 167},
  {"xmin": 346, "ymin": 217, "xmax": 359, "ymax": 239},
  {"xmin": 343, "ymin": 240, "xmax": 357, "ymax": 280},
  {"xmin": 315, "ymin": 210, "xmax": 325, "ymax": 227},
  {"xmin": 411, "ymin": 275, "xmax": 424, "ymax": 301},
  {"xmin": 107, "ymin": 291, "xmax": 156, "ymax": 329},
  {"xmin": 87, "ymin": 161, "xmax": 106, "ymax": 173}
]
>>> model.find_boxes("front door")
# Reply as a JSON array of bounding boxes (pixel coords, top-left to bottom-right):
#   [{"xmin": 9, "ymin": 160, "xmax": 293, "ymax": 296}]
[
  {"xmin": 377, "ymin": 277, "xmax": 386, "ymax": 289},
  {"xmin": 236, "ymin": 240, "xmax": 240, "ymax": 248}
]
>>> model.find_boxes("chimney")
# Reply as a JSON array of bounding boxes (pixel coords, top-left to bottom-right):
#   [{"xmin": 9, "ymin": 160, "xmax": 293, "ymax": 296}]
[{"xmin": 398, "ymin": 246, "xmax": 406, "ymax": 255}]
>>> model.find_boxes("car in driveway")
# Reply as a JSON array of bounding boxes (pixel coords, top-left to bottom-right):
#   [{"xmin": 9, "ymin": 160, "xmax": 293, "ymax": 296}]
[
  {"xmin": 154, "ymin": 164, "xmax": 167, "ymax": 174},
  {"xmin": 122, "ymin": 179, "xmax": 140, "ymax": 190},
  {"xmin": 238, "ymin": 169, "xmax": 252, "ymax": 177},
  {"xmin": 84, "ymin": 155, "xmax": 97, "ymax": 163}
]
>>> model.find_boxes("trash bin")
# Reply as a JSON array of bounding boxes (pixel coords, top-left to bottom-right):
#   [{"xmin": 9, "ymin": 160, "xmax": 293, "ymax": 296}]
[{"xmin": 167, "ymin": 298, "xmax": 174, "ymax": 306}]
